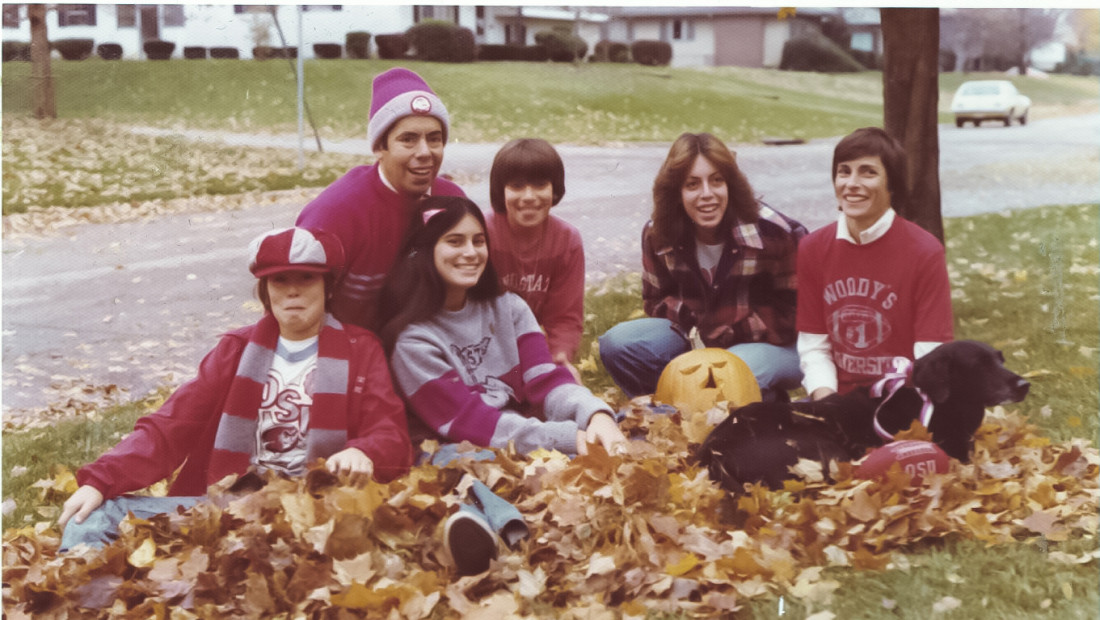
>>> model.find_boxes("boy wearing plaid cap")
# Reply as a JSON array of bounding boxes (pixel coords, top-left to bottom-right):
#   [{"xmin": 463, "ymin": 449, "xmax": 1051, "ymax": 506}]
[{"xmin": 59, "ymin": 227, "xmax": 413, "ymax": 551}]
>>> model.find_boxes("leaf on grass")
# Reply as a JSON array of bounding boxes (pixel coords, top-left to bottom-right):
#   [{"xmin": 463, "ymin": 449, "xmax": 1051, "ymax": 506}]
[
  {"xmin": 932, "ymin": 596, "xmax": 962, "ymax": 612},
  {"xmin": 1019, "ymin": 510, "xmax": 1059, "ymax": 536}
]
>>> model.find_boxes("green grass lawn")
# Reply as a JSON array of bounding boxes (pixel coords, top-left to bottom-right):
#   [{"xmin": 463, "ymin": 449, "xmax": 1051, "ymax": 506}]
[{"xmin": 3, "ymin": 60, "xmax": 1096, "ymax": 144}]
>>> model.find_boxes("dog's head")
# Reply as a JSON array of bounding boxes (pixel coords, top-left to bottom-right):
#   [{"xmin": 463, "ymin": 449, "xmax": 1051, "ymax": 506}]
[{"xmin": 912, "ymin": 340, "xmax": 1030, "ymax": 406}]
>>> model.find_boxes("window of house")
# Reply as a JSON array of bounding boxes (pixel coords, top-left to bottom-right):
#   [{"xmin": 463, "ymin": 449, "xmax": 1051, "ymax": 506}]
[
  {"xmin": 504, "ymin": 23, "xmax": 526, "ymax": 45},
  {"xmin": 2, "ymin": 4, "xmax": 20, "ymax": 28},
  {"xmin": 58, "ymin": 4, "xmax": 97, "ymax": 27},
  {"xmin": 301, "ymin": 5, "xmax": 341, "ymax": 11},
  {"xmin": 672, "ymin": 19, "xmax": 694, "ymax": 41},
  {"xmin": 850, "ymin": 32, "xmax": 873, "ymax": 53},
  {"xmin": 163, "ymin": 5, "xmax": 185, "ymax": 27},
  {"xmin": 117, "ymin": 4, "xmax": 136, "ymax": 28}
]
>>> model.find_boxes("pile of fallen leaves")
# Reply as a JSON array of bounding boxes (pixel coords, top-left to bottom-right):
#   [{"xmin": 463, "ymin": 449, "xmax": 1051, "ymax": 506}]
[{"xmin": 3, "ymin": 406, "xmax": 1097, "ymax": 618}]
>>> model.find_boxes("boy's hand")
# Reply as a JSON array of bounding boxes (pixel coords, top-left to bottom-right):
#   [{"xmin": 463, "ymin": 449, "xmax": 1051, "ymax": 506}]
[
  {"xmin": 326, "ymin": 447, "xmax": 374, "ymax": 486},
  {"xmin": 576, "ymin": 412, "xmax": 627, "ymax": 456},
  {"xmin": 59, "ymin": 485, "xmax": 105, "ymax": 531}
]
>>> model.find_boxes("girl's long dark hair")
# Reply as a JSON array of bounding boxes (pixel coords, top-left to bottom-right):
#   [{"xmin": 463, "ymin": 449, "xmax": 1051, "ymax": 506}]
[
  {"xmin": 378, "ymin": 195, "xmax": 501, "ymax": 351},
  {"xmin": 650, "ymin": 132, "xmax": 758, "ymax": 249}
]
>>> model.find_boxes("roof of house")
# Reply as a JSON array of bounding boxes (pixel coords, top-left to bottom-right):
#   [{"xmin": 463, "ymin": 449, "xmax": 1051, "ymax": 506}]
[
  {"xmin": 606, "ymin": 6, "xmax": 839, "ymax": 20},
  {"xmin": 517, "ymin": 7, "xmax": 610, "ymax": 24}
]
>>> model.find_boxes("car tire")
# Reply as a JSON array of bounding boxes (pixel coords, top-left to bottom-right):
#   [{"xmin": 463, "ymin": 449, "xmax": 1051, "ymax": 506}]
[
  {"xmin": 1003, "ymin": 116, "xmax": 1011, "ymax": 127},
  {"xmin": 955, "ymin": 118, "xmax": 964, "ymax": 128},
  {"xmin": 1019, "ymin": 111, "xmax": 1028, "ymax": 125}
]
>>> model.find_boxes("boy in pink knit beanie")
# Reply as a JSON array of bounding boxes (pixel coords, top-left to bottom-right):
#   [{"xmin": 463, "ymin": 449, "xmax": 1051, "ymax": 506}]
[{"xmin": 297, "ymin": 67, "xmax": 466, "ymax": 331}]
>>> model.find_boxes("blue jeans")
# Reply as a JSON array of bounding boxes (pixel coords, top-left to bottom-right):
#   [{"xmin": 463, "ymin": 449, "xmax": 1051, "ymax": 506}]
[
  {"xmin": 60, "ymin": 495, "xmax": 202, "ymax": 552},
  {"xmin": 429, "ymin": 447, "xmax": 529, "ymax": 548},
  {"xmin": 598, "ymin": 317, "xmax": 802, "ymax": 399}
]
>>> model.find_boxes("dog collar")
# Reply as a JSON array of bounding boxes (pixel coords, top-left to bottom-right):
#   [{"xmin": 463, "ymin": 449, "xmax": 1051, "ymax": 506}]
[{"xmin": 870, "ymin": 357, "xmax": 934, "ymax": 441}]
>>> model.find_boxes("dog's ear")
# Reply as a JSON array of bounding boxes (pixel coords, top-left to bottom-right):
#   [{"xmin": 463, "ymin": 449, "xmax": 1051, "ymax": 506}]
[{"xmin": 913, "ymin": 352, "xmax": 951, "ymax": 403}]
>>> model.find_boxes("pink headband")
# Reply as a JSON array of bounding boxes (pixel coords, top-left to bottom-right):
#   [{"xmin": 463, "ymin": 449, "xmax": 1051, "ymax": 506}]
[{"xmin": 422, "ymin": 208, "xmax": 445, "ymax": 224}]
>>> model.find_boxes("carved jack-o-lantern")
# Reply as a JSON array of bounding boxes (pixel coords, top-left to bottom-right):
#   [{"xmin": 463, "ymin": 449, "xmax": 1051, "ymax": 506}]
[{"xmin": 654, "ymin": 348, "xmax": 762, "ymax": 413}]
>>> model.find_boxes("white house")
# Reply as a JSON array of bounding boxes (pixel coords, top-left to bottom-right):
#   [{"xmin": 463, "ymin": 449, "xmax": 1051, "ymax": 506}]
[
  {"xmin": 599, "ymin": 6, "xmax": 841, "ymax": 69},
  {"xmin": 2, "ymin": 4, "xmax": 862, "ymax": 68},
  {"xmin": 3, "ymin": 5, "xmax": 430, "ymax": 59},
  {"xmin": 0, "ymin": 4, "xmax": 615, "ymax": 60}
]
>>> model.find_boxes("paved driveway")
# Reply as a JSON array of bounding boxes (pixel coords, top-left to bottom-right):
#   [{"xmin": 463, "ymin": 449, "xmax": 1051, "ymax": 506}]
[{"xmin": 3, "ymin": 114, "xmax": 1097, "ymax": 420}]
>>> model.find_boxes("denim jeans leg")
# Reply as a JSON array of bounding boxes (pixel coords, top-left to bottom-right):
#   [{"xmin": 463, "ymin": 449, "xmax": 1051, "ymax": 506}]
[
  {"xmin": 598, "ymin": 318, "xmax": 691, "ymax": 398},
  {"xmin": 429, "ymin": 444, "xmax": 497, "ymax": 467},
  {"xmin": 726, "ymin": 342, "xmax": 803, "ymax": 393},
  {"xmin": 467, "ymin": 480, "xmax": 529, "ymax": 549},
  {"xmin": 60, "ymin": 495, "xmax": 203, "ymax": 552}
]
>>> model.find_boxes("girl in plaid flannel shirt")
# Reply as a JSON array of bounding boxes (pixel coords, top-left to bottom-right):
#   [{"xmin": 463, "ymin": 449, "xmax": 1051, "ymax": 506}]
[{"xmin": 599, "ymin": 133, "xmax": 807, "ymax": 401}]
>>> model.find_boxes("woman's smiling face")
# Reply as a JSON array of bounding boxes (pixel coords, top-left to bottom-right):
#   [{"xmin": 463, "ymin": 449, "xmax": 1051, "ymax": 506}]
[
  {"xmin": 681, "ymin": 154, "xmax": 728, "ymax": 243},
  {"xmin": 434, "ymin": 213, "xmax": 488, "ymax": 309}
]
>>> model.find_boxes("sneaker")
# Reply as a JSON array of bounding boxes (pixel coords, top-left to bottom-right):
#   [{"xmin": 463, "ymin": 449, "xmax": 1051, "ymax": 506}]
[{"xmin": 444, "ymin": 509, "xmax": 498, "ymax": 576}]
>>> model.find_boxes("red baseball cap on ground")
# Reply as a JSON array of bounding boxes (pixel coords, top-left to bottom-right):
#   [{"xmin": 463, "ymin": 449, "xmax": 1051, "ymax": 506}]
[{"xmin": 248, "ymin": 227, "xmax": 345, "ymax": 278}]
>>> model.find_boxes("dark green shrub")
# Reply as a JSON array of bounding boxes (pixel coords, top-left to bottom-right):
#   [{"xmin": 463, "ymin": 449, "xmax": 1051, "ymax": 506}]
[
  {"xmin": 819, "ymin": 16, "xmax": 852, "ymax": 50},
  {"xmin": 53, "ymin": 38, "xmax": 95, "ymax": 61},
  {"xmin": 451, "ymin": 27, "xmax": 476, "ymax": 63},
  {"xmin": 183, "ymin": 46, "xmax": 206, "ymax": 60},
  {"xmin": 253, "ymin": 45, "xmax": 275, "ymax": 60},
  {"xmin": 849, "ymin": 48, "xmax": 881, "ymax": 70},
  {"xmin": 143, "ymin": 40, "xmax": 175, "ymax": 60},
  {"xmin": 521, "ymin": 45, "xmax": 550, "ymax": 62},
  {"xmin": 631, "ymin": 40, "xmax": 672, "ymax": 66},
  {"xmin": 477, "ymin": 44, "xmax": 514, "ymax": 61},
  {"xmin": 345, "ymin": 31, "xmax": 370, "ymax": 59},
  {"xmin": 313, "ymin": 43, "xmax": 341, "ymax": 59},
  {"xmin": 593, "ymin": 40, "xmax": 630, "ymax": 63},
  {"xmin": 406, "ymin": 20, "xmax": 475, "ymax": 63},
  {"xmin": 97, "ymin": 43, "xmax": 123, "ymax": 60},
  {"xmin": 480, "ymin": 44, "xmax": 549, "ymax": 62},
  {"xmin": 3, "ymin": 41, "xmax": 31, "ymax": 62},
  {"xmin": 779, "ymin": 32, "xmax": 863, "ymax": 73},
  {"xmin": 534, "ymin": 29, "xmax": 587, "ymax": 63},
  {"xmin": 939, "ymin": 49, "xmax": 957, "ymax": 72},
  {"xmin": 210, "ymin": 47, "xmax": 239, "ymax": 59},
  {"xmin": 375, "ymin": 34, "xmax": 408, "ymax": 60}
]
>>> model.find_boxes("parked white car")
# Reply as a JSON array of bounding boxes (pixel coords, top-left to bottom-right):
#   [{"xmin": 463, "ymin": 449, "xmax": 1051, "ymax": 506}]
[{"xmin": 950, "ymin": 80, "xmax": 1032, "ymax": 128}]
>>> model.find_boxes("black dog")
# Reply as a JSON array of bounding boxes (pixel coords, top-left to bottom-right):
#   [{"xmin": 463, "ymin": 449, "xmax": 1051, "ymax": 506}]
[{"xmin": 698, "ymin": 340, "xmax": 1030, "ymax": 492}]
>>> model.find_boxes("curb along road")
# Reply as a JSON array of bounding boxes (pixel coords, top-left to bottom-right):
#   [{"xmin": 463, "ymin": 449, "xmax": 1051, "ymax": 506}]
[{"xmin": 3, "ymin": 115, "xmax": 1098, "ymax": 422}]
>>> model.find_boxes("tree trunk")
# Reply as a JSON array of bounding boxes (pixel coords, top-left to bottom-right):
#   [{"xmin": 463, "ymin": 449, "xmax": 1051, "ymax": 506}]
[
  {"xmin": 28, "ymin": 4, "xmax": 55, "ymax": 120},
  {"xmin": 881, "ymin": 8, "xmax": 943, "ymax": 242}
]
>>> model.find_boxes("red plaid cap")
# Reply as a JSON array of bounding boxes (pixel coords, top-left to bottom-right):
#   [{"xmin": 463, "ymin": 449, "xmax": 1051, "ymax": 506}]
[{"xmin": 248, "ymin": 227, "xmax": 345, "ymax": 278}]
